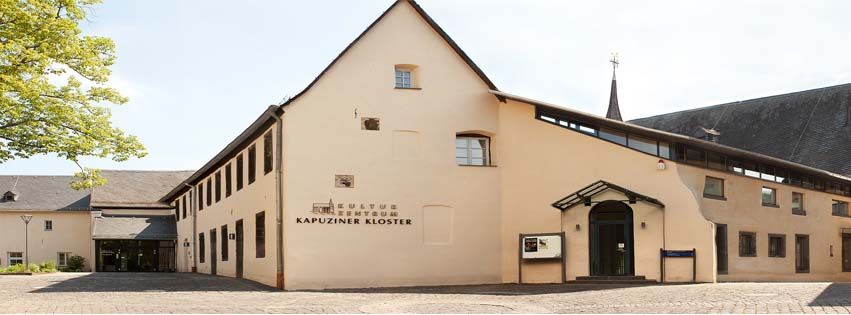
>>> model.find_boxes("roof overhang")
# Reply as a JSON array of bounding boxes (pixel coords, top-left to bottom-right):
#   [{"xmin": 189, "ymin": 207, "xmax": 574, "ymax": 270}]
[
  {"xmin": 492, "ymin": 89, "xmax": 851, "ymax": 185},
  {"xmin": 552, "ymin": 180, "xmax": 665, "ymax": 211}
]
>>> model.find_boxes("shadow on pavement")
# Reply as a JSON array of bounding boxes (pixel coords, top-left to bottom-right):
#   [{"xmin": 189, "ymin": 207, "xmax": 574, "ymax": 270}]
[
  {"xmin": 810, "ymin": 283, "xmax": 851, "ymax": 306},
  {"xmin": 30, "ymin": 272, "xmax": 277, "ymax": 293},
  {"xmin": 315, "ymin": 283, "xmax": 659, "ymax": 296}
]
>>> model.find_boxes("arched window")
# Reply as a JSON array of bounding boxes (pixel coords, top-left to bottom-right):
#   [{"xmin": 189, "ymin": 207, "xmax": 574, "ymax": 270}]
[{"xmin": 455, "ymin": 134, "xmax": 490, "ymax": 166}]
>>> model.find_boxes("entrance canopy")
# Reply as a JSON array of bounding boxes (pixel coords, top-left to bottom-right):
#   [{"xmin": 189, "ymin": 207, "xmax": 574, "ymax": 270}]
[
  {"xmin": 92, "ymin": 215, "xmax": 177, "ymax": 240},
  {"xmin": 551, "ymin": 180, "xmax": 665, "ymax": 211}
]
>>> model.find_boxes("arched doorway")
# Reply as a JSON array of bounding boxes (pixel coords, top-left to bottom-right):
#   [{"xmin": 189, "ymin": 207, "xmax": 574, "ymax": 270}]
[{"xmin": 589, "ymin": 200, "xmax": 635, "ymax": 276}]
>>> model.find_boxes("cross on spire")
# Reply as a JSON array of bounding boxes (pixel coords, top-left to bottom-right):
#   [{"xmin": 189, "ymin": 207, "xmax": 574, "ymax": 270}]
[{"xmin": 606, "ymin": 53, "xmax": 623, "ymax": 121}]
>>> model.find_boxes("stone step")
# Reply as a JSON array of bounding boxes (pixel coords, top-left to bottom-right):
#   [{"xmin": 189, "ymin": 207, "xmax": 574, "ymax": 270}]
[
  {"xmin": 568, "ymin": 279, "xmax": 658, "ymax": 285},
  {"xmin": 575, "ymin": 275, "xmax": 647, "ymax": 281}
]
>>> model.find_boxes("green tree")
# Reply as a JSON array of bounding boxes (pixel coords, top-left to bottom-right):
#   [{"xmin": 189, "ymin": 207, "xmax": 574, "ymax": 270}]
[{"xmin": 0, "ymin": 0, "xmax": 146, "ymax": 189}]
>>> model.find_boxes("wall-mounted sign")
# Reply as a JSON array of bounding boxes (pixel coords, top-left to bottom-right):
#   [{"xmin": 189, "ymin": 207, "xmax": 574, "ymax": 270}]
[
  {"xmin": 335, "ymin": 175, "xmax": 354, "ymax": 188},
  {"xmin": 522, "ymin": 235, "xmax": 563, "ymax": 259},
  {"xmin": 300, "ymin": 200, "xmax": 412, "ymax": 226}
]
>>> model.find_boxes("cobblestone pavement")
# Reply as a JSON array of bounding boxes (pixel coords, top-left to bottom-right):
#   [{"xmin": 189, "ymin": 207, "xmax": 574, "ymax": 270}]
[{"xmin": 2, "ymin": 273, "xmax": 851, "ymax": 313}]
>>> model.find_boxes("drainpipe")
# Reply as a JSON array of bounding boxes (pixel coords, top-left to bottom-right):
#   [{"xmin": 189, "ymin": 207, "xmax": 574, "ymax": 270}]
[
  {"xmin": 273, "ymin": 112, "xmax": 285, "ymax": 290},
  {"xmin": 184, "ymin": 183, "xmax": 197, "ymax": 273}
]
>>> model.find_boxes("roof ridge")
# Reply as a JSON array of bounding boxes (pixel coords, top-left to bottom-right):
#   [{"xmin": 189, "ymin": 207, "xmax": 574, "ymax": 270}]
[{"xmin": 631, "ymin": 82, "xmax": 851, "ymax": 122}]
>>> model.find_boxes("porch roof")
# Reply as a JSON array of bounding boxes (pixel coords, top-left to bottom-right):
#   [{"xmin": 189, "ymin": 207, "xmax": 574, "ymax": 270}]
[{"xmin": 551, "ymin": 180, "xmax": 665, "ymax": 211}]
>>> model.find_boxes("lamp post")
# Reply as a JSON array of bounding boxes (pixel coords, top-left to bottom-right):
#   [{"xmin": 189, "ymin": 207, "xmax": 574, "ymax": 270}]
[{"xmin": 20, "ymin": 215, "xmax": 32, "ymax": 266}]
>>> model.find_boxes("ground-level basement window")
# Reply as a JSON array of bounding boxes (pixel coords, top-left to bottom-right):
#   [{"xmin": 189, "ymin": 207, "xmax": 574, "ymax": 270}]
[
  {"xmin": 456, "ymin": 135, "xmax": 490, "ymax": 166},
  {"xmin": 57, "ymin": 252, "xmax": 70, "ymax": 267},
  {"xmin": 768, "ymin": 234, "xmax": 786, "ymax": 258},
  {"xmin": 739, "ymin": 231, "xmax": 756, "ymax": 257},
  {"xmin": 8, "ymin": 252, "xmax": 22, "ymax": 266}
]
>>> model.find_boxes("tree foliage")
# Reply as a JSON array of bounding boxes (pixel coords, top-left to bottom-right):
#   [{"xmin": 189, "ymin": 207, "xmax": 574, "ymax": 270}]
[{"xmin": 0, "ymin": 0, "xmax": 146, "ymax": 188}]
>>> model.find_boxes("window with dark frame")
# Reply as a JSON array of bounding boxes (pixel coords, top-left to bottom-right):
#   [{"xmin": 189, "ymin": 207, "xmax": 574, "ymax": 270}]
[
  {"xmin": 44, "ymin": 220, "xmax": 53, "ymax": 231},
  {"xmin": 236, "ymin": 154, "xmax": 244, "ymax": 191},
  {"xmin": 221, "ymin": 224, "xmax": 229, "ymax": 262},
  {"xmin": 175, "ymin": 200, "xmax": 180, "ymax": 222},
  {"xmin": 248, "ymin": 145, "xmax": 257, "ymax": 185},
  {"xmin": 833, "ymin": 200, "xmax": 849, "ymax": 217},
  {"xmin": 739, "ymin": 231, "xmax": 757, "ymax": 257},
  {"xmin": 198, "ymin": 183, "xmax": 204, "ymax": 211},
  {"xmin": 264, "ymin": 131, "xmax": 273, "ymax": 175},
  {"xmin": 796, "ymin": 234, "xmax": 810, "ymax": 273},
  {"xmin": 214, "ymin": 171, "xmax": 222, "ymax": 203},
  {"xmin": 206, "ymin": 178, "xmax": 212, "ymax": 207},
  {"xmin": 761, "ymin": 187, "xmax": 777, "ymax": 207},
  {"xmin": 199, "ymin": 233, "xmax": 206, "ymax": 263},
  {"xmin": 256, "ymin": 211, "xmax": 265, "ymax": 258},
  {"xmin": 768, "ymin": 234, "xmax": 786, "ymax": 258},
  {"xmin": 792, "ymin": 192, "xmax": 805, "ymax": 215},
  {"xmin": 225, "ymin": 163, "xmax": 232, "ymax": 198},
  {"xmin": 703, "ymin": 176, "xmax": 725, "ymax": 199},
  {"xmin": 182, "ymin": 195, "xmax": 187, "ymax": 219}
]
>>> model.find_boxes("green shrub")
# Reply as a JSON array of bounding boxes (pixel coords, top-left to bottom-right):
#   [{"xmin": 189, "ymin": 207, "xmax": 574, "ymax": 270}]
[
  {"xmin": 39, "ymin": 261, "xmax": 57, "ymax": 273},
  {"xmin": 66, "ymin": 255, "xmax": 85, "ymax": 272}
]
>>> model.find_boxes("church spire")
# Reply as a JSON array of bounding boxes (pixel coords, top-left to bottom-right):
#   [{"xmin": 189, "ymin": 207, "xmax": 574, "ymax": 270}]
[{"xmin": 606, "ymin": 53, "xmax": 623, "ymax": 121}]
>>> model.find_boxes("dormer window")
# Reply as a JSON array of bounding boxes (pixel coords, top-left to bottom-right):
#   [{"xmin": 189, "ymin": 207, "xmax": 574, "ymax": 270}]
[
  {"xmin": 3, "ymin": 191, "xmax": 18, "ymax": 202},
  {"xmin": 394, "ymin": 64, "xmax": 419, "ymax": 89}
]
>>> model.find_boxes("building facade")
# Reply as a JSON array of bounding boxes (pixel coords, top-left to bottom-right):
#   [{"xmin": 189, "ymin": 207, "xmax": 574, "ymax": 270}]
[{"xmin": 3, "ymin": 0, "xmax": 851, "ymax": 291}]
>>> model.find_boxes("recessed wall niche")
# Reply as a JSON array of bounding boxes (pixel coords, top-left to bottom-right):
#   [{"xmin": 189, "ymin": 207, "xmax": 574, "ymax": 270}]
[{"xmin": 361, "ymin": 117, "xmax": 380, "ymax": 131}]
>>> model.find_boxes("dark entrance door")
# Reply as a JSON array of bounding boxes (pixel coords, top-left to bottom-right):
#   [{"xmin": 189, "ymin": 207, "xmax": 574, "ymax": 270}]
[
  {"xmin": 589, "ymin": 201, "xmax": 634, "ymax": 276},
  {"xmin": 95, "ymin": 240, "xmax": 175, "ymax": 272},
  {"xmin": 235, "ymin": 219, "xmax": 244, "ymax": 278},
  {"xmin": 843, "ymin": 234, "xmax": 851, "ymax": 272},
  {"xmin": 210, "ymin": 229, "xmax": 217, "ymax": 276}
]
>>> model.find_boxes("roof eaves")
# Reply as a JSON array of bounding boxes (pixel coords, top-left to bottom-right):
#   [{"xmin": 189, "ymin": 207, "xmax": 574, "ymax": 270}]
[
  {"xmin": 491, "ymin": 89, "xmax": 851, "ymax": 184},
  {"xmin": 159, "ymin": 105, "xmax": 281, "ymax": 202}
]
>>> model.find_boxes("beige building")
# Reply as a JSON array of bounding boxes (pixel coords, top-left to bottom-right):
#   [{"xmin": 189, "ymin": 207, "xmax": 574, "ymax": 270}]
[{"xmin": 4, "ymin": 0, "xmax": 851, "ymax": 291}]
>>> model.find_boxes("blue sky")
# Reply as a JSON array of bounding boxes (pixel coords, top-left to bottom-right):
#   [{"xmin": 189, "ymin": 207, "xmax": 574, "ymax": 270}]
[{"xmin": 3, "ymin": 0, "xmax": 850, "ymax": 175}]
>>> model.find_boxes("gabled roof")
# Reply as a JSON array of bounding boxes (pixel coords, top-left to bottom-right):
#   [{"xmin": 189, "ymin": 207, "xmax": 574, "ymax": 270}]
[
  {"xmin": 91, "ymin": 170, "xmax": 194, "ymax": 209},
  {"xmin": 552, "ymin": 180, "xmax": 665, "ymax": 211},
  {"xmin": 279, "ymin": 0, "xmax": 503, "ymax": 108},
  {"xmin": 0, "ymin": 176, "xmax": 90, "ymax": 211},
  {"xmin": 631, "ymin": 83, "xmax": 851, "ymax": 177}
]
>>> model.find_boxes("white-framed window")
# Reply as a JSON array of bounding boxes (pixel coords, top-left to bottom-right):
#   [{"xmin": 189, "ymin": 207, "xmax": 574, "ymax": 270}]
[
  {"xmin": 395, "ymin": 69, "xmax": 412, "ymax": 88},
  {"xmin": 455, "ymin": 135, "xmax": 490, "ymax": 166},
  {"xmin": 8, "ymin": 252, "xmax": 23, "ymax": 266},
  {"xmin": 57, "ymin": 252, "xmax": 70, "ymax": 267},
  {"xmin": 44, "ymin": 220, "xmax": 53, "ymax": 231}
]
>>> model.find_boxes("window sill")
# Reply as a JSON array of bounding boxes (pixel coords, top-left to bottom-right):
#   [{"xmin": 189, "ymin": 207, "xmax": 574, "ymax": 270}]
[
  {"xmin": 703, "ymin": 194, "xmax": 727, "ymax": 201},
  {"xmin": 394, "ymin": 87, "xmax": 422, "ymax": 90},
  {"xmin": 832, "ymin": 214, "xmax": 851, "ymax": 218},
  {"xmin": 796, "ymin": 269, "xmax": 810, "ymax": 274},
  {"xmin": 762, "ymin": 203, "xmax": 780, "ymax": 208},
  {"xmin": 768, "ymin": 255, "xmax": 786, "ymax": 258},
  {"xmin": 792, "ymin": 209, "xmax": 807, "ymax": 216},
  {"xmin": 458, "ymin": 164, "xmax": 498, "ymax": 168}
]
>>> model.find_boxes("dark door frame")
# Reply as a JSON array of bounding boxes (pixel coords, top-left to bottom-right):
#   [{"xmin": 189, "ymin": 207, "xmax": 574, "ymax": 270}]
[
  {"xmin": 210, "ymin": 229, "xmax": 217, "ymax": 276},
  {"xmin": 843, "ymin": 233, "xmax": 851, "ymax": 272},
  {"xmin": 588, "ymin": 200, "xmax": 635, "ymax": 276},
  {"xmin": 235, "ymin": 219, "xmax": 244, "ymax": 279}
]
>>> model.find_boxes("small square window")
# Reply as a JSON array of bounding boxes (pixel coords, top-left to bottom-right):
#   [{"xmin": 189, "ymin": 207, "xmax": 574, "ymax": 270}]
[
  {"xmin": 8, "ymin": 252, "xmax": 23, "ymax": 266},
  {"xmin": 456, "ymin": 135, "xmax": 490, "ymax": 166},
  {"xmin": 768, "ymin": 234, "xmax": 785, "ymax": 258},
  {"xmin": 761, "ymin": 187, "xmax": 777, "ymax": 207},
  {"xmin": 703, "ymin": 177, "xmax": 725, "ymax": 199},
  {"xmin": 395, "ymin": 70, "xmax": 412, "ymax": 88},
  {"xmin": 44, "ymin": 220, "xmax": 53, "ymax": 231}
]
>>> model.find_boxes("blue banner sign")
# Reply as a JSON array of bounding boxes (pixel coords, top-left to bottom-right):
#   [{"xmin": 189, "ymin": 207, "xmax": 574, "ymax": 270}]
[{"xmin": 662, "ymin": 250, "xmax": 695, "ymax": 257}]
